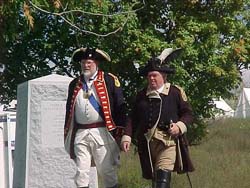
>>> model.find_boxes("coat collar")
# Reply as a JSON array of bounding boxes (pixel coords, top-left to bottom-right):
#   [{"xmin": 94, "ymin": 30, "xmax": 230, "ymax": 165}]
[{"xmin": 146, "ymin": 83, "xmax": 171, "ymax": 96}]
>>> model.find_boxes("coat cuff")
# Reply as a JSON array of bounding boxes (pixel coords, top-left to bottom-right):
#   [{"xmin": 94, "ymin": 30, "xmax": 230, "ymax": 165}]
[
  {"xmin": 121, "ymin": 135, "xmax": 131, "ymax": 143},
  {"xmin": 176, "ymin": 121, "xmax": 187, "ymax": 134}
]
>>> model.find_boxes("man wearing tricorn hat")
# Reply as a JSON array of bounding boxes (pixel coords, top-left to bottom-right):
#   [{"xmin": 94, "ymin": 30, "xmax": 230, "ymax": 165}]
[
  {"xmin": 64, "ymin": 47, "xmax": 128, "ymax": 188},
  {"xmin": 121, "ymin": 48, "xmax": 194, "ymax": 188}
]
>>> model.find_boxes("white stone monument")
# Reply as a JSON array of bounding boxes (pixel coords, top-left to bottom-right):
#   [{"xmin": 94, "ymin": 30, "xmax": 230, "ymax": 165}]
[{"xmin": 13, "ymin": 74, "xmax": 98, "ymax": 188}]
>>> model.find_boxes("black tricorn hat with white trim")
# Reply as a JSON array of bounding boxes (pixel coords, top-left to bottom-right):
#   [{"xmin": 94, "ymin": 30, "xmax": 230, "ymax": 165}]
[
  {"xmin": 139, "ymin": 48, "xmax": 182, "ymax": 76},
  {"xmin": 72, "ymin": 47, "xmax": 111, "ymax": 63}
]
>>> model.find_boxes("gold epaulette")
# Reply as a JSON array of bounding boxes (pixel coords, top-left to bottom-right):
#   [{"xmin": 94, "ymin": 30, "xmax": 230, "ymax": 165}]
[
  {"xmin": 108, "ymin": 73, "xmax": 121, "ymax": 87},
  {"xmin": 174, "ymin": 85, "xmax": 188, "ymax": 101}
]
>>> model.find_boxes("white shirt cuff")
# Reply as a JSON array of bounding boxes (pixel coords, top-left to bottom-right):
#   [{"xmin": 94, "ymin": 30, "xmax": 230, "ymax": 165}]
[
  {"xmin": 176, "ymin": 121, "xmax": 187, "ymax": 134},
  {"xmin": 121, "ymin": 135, "xmax": 131, "ymax": 143}
]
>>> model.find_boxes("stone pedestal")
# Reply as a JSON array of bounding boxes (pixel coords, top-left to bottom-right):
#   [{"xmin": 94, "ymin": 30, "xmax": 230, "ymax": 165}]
[{"xmin": 13, "ymin": 74, "xmax": 98, "ymax": 188}]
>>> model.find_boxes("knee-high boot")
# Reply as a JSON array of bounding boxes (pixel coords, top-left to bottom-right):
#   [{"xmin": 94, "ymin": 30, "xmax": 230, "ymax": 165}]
[{"xmin": 154, "ymin": 169, "xmax": 171, "ymax": 188}]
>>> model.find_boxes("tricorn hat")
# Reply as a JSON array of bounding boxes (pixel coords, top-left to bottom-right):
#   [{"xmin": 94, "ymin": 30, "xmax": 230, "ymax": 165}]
[
  {"xmin": 139, "ymin": 48, "xmax": 182, "ymax": 76},
  {"xmin": 71, "ymin": 47, "xmax": 111, "ymax": 63}
]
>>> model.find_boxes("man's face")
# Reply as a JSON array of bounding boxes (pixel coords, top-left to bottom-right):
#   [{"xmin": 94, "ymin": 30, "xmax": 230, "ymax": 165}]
[
  {"xmin": 81, "ymin": 59, "xmax": 98, "ymax": 78},
  {"xmin": 147, "ymin": 71, "xmax": 165, "ymax": 90}
]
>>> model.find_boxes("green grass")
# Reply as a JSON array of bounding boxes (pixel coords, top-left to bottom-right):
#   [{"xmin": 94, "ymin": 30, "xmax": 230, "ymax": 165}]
[{"xmin": 117, "ymin": 118, "xmax": 250, "ymax": 188}]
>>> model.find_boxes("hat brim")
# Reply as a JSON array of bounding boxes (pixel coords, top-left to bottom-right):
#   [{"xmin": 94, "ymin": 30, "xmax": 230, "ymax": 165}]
[
  {"xmin": 72, "ymin": 48, "xmax": 111, "ymax": 63},
  {"xmin": 139, "ymin": 66, "xmax": 175, "ymax": 76}
]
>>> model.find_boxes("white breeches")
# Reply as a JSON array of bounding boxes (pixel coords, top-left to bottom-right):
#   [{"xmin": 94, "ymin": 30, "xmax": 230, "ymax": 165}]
[{"xmin": 74, "ymin": 127, "xmax": 120, "ymax": 188}]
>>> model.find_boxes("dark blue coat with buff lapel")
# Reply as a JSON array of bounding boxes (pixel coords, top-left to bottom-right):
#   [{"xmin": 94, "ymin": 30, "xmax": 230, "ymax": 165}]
[{"xmin": 64, "ymin": 70, "xmax": 127, "ymax": 159}]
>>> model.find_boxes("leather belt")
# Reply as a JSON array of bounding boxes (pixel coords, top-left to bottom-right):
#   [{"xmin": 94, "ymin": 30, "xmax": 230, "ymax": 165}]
[{"xmin": 76, "ymin": 122, "xmax": 105, "ymax": 129}]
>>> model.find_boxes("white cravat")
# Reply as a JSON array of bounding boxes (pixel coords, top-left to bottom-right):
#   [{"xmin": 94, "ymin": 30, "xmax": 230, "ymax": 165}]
[{"xmin": 157, "ymin": 85, "xmax": 164, "ymax": 93}]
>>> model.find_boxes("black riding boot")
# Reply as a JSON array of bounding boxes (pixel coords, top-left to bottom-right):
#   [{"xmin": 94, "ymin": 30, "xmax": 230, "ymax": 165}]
[{"xmin": 154, "ymin": 169, "xmax": 171, "ymax": 188}]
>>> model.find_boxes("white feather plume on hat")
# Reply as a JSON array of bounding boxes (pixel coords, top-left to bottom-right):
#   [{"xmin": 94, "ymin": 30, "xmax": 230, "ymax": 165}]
[
  {"xmin": 157, "ymin": 48, "xmax": 182, "ymax": 65},
  {"xmin": 139, "ymin": 48, "xmax": 182, "ymax": 76}
]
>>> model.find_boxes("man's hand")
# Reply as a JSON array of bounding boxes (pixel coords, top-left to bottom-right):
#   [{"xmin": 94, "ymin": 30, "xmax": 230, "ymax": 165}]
[
  {"xmin": 121, "ymin": 141, "xmax": 130, "ymax": 152},
  {"xmin": 168, "ymin": 123, "xmax": 180, "ymax": 137}
]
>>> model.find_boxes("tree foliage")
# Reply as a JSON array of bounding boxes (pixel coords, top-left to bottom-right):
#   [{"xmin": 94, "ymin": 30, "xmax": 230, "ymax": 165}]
[{"xmin": 1, "ymin": 0, "xmax": 250, "ymax": 143}]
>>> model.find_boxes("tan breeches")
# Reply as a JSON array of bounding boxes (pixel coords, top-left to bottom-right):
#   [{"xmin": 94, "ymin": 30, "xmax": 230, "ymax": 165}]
[{"xmin": 150, "ymin": 138, "xmax": 176, "ymax": 171}]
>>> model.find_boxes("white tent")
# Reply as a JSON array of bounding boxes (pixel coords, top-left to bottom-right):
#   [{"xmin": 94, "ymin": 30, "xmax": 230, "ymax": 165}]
[
  {"xmin": 0, "ymin": 100, "xmax": 17, "ymax": 112},
  {"xmin": 234, "ymin": 88, "xmax": 250, "ymax": 118},
  {"xmin": 0, "ymin": 110, "xmax": 16, "ymax": 188},
  {"xmin": 212, "ymin": 97, "xmax": 235, "ymax": 118},
  {"xmin": 0, "ymin": 100, "xmax": 16, "ymax": 188},
  {"xmin": 241, "ymin": 69, "xmax": 250, "ymax": 87}
]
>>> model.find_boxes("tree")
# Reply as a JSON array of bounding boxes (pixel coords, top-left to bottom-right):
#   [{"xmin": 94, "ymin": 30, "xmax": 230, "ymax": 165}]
[{"xmin": 1, "ymin": 0, "xmax": 250, "ymax": 143}]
